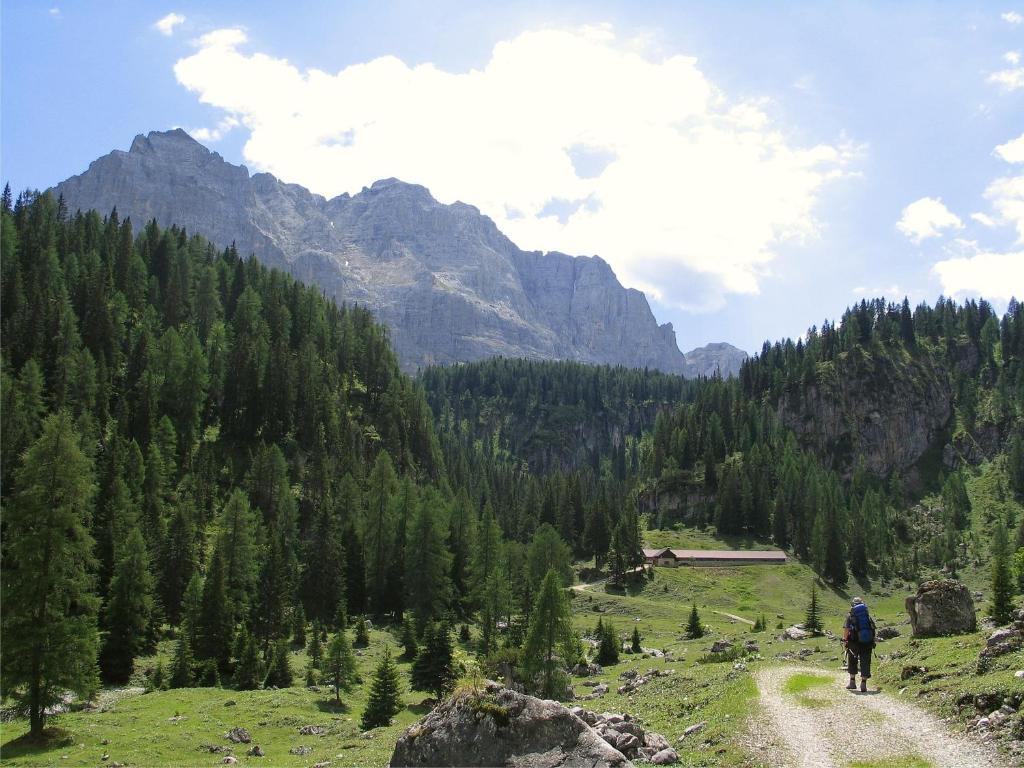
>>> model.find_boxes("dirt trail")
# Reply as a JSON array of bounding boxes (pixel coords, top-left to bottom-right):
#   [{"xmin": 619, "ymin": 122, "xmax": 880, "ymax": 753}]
[
  {"xmin": 712, "ymin": 609, "xmax": 755, "ymax": 626},
  {"xmin": 749, "ymin": 666, "xmax": 1004, "ymax": 768}
]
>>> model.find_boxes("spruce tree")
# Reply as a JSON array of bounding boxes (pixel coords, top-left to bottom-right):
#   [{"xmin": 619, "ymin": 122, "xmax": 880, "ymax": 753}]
[
  {"xmin": 265, "ymin": 639, "xmax": 293, "ymax": 688},
  {"xmin": 523, "ymin": 569, "xmax": 578, "ymax": 698},
  {"xmin": 196, "ymin": 548, "xmax": 233, "ymax": 671},
  {"xmin": 293, "ymin": 604, "xmax": 307, "ymax": 646},
  {"xmin": 354, "ymin": 615, "xmax": 370, "ymax": 647},
  {"xmin": 1, "ymin": 413, "xmax": 100, "ymax": 737},
  {"xmin": 234, "ymin": 629, "xmax": 262, "ymax": 690},
  {"xmin": 991, "ymin": 520, "xmax": 1015, "ymax": 625},
  {"xmin": 411, "ymin": 622, "xmax": 456, "ymax": 699},
  {"xmin": 307, "ymin": 622, "xmax": 323, "ymax": 670},
  {"xmin": 361, "ymin": 647, "xmax": 403, "ymax": 730},
  {"xmin": 597, "ymin": 621, "xmax": 620, "ymax": 665},
  {"xmin": 686, "ymin": 604, "xmax": 704, "ymax": 639},
  {"xmin": 804, "ymin": 583, "xmax": 823, "ymax": 635},
  {"xmin": 170, "ymin": 633, "xmax": 194, "ymax": 688},
  {"xmin": 400, "ymin": 613, "xmax": 418, "ymax": 659},
  {"xmin": 326, "ymin": 629, "xmax": 358, "ymax": 702},
  {"xmin": 99, "ymin": 527, "xmax": 155, "ymax": 684},
  {"xmin": 630, "ymin": 626, "xmax": 642, "ymax": 653}
]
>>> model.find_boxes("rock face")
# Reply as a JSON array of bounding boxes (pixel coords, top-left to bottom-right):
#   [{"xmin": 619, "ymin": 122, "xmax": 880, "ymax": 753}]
[
  {"xmin": 389, "ymin": 682, "xmax": 631, "ymax": 767},
  {"xmin": 682, "ymin": 342, "xmax": 747, "ymax": 378},
  {"xmin": 777, "ymin": 345, "xmax": 951, "ymax": 479},
  {"xmin": 905, "ymin": 580, "xmax": 977, "ymax": 637},
  {"xmin": 53, "ymin": 129, "xmax": 744, "ymax": 375}
]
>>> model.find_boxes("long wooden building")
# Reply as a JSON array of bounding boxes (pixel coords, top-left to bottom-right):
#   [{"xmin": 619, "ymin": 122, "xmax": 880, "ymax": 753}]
[{"xmin": 642, "ymin": 547, "xmax": 787, "ymax": 567}]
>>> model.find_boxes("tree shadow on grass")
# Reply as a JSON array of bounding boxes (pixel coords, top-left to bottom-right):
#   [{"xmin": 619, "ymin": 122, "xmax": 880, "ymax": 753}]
[
  {"xmin": 314, "ymin": 698, "xmax": 350, "ymax": 714},
  {"xmin": 1, "ymin": 727, "xmax": 75, "ymax": 761}
]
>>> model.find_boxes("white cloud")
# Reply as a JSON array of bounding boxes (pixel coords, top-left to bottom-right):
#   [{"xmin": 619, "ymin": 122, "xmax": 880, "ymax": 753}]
[
  {"xmin": 851, "ymin": 284, "xmax": 902, "ymax": 299},
  {"xmin": 989, "ymin": 66, "xmax": 1024, "ymax": 90},
  {"xmin": 984, "ymin": 174, "xmax": 1024, "ymax": 240},
  {"xmin": 190, "ymin": 116, "xmax": 239, "ymax": 143},
  {"xmin": 995, "ymin": 132, "xmax": 1024, "ymax": 164},
  {"xmin": 154, "ymin": 12, "xmax": 185, "ymax": 36},
  {"xmin": 896, "ymin": 197, "xmax": 963, "ymax": 242},
  {"xmin": 1002, "ymin": 11, "xmax": 1024, "ymax": 24},
  {"xmin": 933, "ymin": 247, "xmax": 1024, "ymax": 303},
  {"xmin": 48, "ymin": 7, "xmax": 60, "ymax": 18},
  {"xmin": 172, "ymin": 25, "xmax": 855, "ymax": 309},
  {"xmin": 971, "ymin": 211, "xmax": 997, "ymax": 227},
  {"xmin": 1005, "ymin": 51, "xmax": 1022, "ymax": 65}
]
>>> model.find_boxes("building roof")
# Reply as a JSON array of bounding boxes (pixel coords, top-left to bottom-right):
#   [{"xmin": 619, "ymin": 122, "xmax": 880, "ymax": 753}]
[
  {"xmin": 669, "ymin": 549, "xmax": 787, "ymax": 560},
  {"xmin": 643, "ymin": 547, "xmax": 675, "ymax": 558}
]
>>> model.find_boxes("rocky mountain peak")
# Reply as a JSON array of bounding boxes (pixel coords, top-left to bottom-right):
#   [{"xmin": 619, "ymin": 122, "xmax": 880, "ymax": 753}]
[{"xmin": 53, "ymin": 129, "xmax": 746, "ymax": 375}]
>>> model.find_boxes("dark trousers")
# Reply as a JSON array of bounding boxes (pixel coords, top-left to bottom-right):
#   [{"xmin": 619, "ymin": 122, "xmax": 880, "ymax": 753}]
[{"xmin": 846, "ymin": 642, "xmax": 872, "ymax": 678}]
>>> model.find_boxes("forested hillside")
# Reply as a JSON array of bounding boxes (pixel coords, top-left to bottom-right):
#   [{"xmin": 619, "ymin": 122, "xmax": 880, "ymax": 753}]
[{"xmin": 1, "ymin": 192, "xmax": 644, "ymax": 736}]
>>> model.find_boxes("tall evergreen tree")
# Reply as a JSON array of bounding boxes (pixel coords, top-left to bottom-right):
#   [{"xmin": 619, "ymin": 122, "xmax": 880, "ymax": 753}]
[
  {"xmin": 326, "ymin": 629, "xmax": 358, "ymax": 702},
  {"xmin": 804, "ymin": 583, "xmax": 823, "ymax": 635},
  {"xmin": 99, "ymin": 527, "xmax": 155, "ymax": 684},
  {"xmin": 361, "ymin": 647, "xmax": 403, "ymax": 729},
  {"xmin": 1, "ymin": 413, "xmax": 100, "ymax": 737},
  {"xmin": 196, "ymin": 548, "xmax": 233, "ymax": 671},
  {"xmin": 686, "ymin": 604, "xmax": 704, "ymax": 639},
  {"xmin": 404, "ymin": 488, "xmax": 451, "ymax": 631},
  {"xmin": 410, "ymin": 622, "xmax": 456, "ymax": 699},
  {"xmin": 522, "ymin": 569, "xmax": 578, "ymax": 699},
  {"xmin": 991, "ymin": 520, "xmax": 1015, "ymax": 625},
  {"xmin": 169, "ymin": 633, "xmax": 194, "ymax": 689}
]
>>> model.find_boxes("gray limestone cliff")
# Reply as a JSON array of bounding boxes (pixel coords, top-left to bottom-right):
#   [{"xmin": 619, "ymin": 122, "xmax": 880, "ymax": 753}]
[{"xmin": 54, "ymin": 129, "xmax": 743, "ymax": 375}]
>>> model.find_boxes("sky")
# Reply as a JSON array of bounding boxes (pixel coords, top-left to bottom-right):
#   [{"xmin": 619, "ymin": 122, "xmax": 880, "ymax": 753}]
[{"xmin": 2, "ymin": 1, "xmax": 1023, "ymax": 355}]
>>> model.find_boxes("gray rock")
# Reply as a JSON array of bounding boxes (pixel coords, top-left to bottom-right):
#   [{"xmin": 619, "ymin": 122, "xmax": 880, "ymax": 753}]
[
  {"xmin": 710, "ymin": 640, "xmax": 733, "ymax": 653},
  {"xmin": 981, "ymin": 627, "xmax": 1023, "ymax": 659},
  {"xmin": 247, "ymin": 745, "xmax": 265, "ymax": 757},
  {"xmin": 781, "ymin": 626, "xmax": 810, "ymax": 641},
  {"xmin": 389, "ymin": 681, "xmax": 631, "ymax": 767},
  {"xmin": 643, "ymin": 732, "xmax": 670, "ymax": 751},
  {"xmin": 651, "ymin": 748, "xmax": 679, "ymax": 765},
  {"xmin": 54, "ymin": 129, "xmax": 714, "ymax": 379},
  {"xmin": 905, "ymin": 580, "xmax": 977, "ymax": 637},
  {"xmin": 298, "ymin": 725, "xmax": 324, "ymax": 736},
  {"xmin": 679, "ymin": 721, "xmax": 706, "ymax": 740},
  {"xmin": 876, "ymin": 626, "xmax": 900, "ymax": 640},
  {"xmin": 226, "ymin": 728, "xmax": 251, "ymax": 744},
  {"xmin": 289, "ymin": 746, "xmax": 313, "ymax": 756}
]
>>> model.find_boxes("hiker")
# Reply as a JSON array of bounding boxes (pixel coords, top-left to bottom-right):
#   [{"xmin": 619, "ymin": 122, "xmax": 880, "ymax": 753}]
[{"xmin": 843, "ymin": 596, "xmax": 876, "ymax": 692}]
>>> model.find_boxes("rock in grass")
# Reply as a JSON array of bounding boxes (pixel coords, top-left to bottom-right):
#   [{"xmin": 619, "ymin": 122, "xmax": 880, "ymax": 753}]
[
  {"xmin": 289, "ymin": 745, "xmax": 313, "ymax": 755},
  {"xmin": 298, "ymin": 725, "xmax": 325, "ymax": 736},
  {"xmin": 678, "ymin": 721, "xmax": 707, "ymax": 740},
  {"xmin": 390, "ymin": 681, "xmax": 631, "ymax": 767},
  {"xmin": 226, "ymin": 727, "xmax": 251, "ymax": 744},
  {"xmin": 651, "ymin": 748, "xmax": 679, "ymax": 765},
  {"xmin": 247, "ymin": 745, "xmax": 265, "ymax": 757}
]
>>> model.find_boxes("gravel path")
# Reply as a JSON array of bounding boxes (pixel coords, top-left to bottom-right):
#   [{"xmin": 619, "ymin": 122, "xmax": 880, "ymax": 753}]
[
  {"xmin": 712, "ymin": 609, "xmax": 755, "ymax": 626},
  {"xmin": 749, "ymin": 665, "xmax": 1005, "ymax": 768}
]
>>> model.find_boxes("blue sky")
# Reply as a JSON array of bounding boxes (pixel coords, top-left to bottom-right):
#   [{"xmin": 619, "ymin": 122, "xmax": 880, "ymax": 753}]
[{"xmin": 3, "ymin": 1, "xmax": 1022, "ymax": 354}]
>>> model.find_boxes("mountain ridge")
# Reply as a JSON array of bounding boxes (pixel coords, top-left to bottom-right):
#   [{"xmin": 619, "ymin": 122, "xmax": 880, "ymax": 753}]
[{"xmin": 52, "ymin": 129, "xmax": 745, "ymax": 376}]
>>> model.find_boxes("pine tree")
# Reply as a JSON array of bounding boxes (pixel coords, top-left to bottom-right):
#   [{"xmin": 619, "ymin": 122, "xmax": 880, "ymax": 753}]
[
  {"xmin": 404, "ymin": 489, "xmax": 451, "ymax": 631},
  {"xmin": 597, "ymin": 621, "xmax": 620, "ymax": 665},
  {"xmin": 307, "ymin": 622, "xmax": 324, "ymax": 670},
  {"xmin": 361, "ymin": 647, "xmax": 403, "ymax": 730},
  {"xmin": 170, "ymin": 633, "xmax": 194, "ymax": 688},
  {"xmin": 364, "ymin": 451, "xmax": 398, "ymax": 618},
  {"xmin": 326, "ymin": 629, "xmax": 358, "ymax": 702},
  {"xmin": 99, "ymin": 527, "xmax": 155, "ymax": 684},
  {"xmin": 293, "ymin": 604, "xmax": 307, "ymax": 646},
  {"xmin": 804, "ymin": 583, "xmax": 823, "ymax": 635},
  {"xmin": 265, "ymin": 639, "xmax": 293, "ymax": 688},
  {"xmin": 234, "ymin": 628, "xmax": 262, "ymax": 690},
  {"xmin": 400, "ymin": 613, "xmax": 418, "ymax": 659},
  {"xmin": 686, "ymin": 604, "xmax": 704, "ymax": 639},
  {"xmin": 411, "ymin": 622, "xmax": 456, "ymax": 699},
  {"xmin": 196, "ymin": 548, "xmax": 233, "ymax": 671},
  {"xmin": 523, "ymin": 569, "xmax": 579, "ymax": 698},
  {"xmin": 354, "ymin": 615, "xmax": 370, "ymax": 647},
  {"xmin": 630, "ymin": 626, "xmax": 642, "ymax": 653},
  {"xmin": 991, "ymin": 520, "xmax": 1015, "ymax": 625},
  {"xmin": 1, "ymin": 413, "xmax": 100, "ymax": 737}
]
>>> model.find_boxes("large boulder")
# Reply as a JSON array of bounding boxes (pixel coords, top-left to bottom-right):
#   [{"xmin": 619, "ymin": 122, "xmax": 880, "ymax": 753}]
[
  {"xmin": 389, "ymin": 681, "xmax": 631, "ymax": 767},
  {"xmin": 905, "ymin": 580, "xmax": 976, "ymax": 637}
]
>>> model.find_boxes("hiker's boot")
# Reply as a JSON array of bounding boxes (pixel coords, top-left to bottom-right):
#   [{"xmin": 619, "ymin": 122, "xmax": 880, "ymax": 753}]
[
  {"xmin": 860, "ymin": 678, "xmax": 868, "ymax": 693},
  {"xmin": 846, "ymin": 677, "xmax": 856, "ymax": 690}
]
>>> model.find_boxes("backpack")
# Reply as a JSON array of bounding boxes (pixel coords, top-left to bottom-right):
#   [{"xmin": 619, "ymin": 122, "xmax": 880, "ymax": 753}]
[{"xmin": 851, "ymin": 604, "xmax": 874, "ymax": 643}]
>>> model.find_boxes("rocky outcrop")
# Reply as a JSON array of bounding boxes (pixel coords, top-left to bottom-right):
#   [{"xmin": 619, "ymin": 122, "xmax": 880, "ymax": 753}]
[
  {"xmin": 777, "ymin": 345, "xmax": 952, "ymax": 478},
  {"xmin": 53, "ymin": 129, "xmax": 730, "ymax": 375},
  {"xmin": 389, "ymin": 681, "xmax": 631, "ymax": 767},
  {"xmin": 905, "ymin": 580, "xmax": 977, "ymax": 637}
]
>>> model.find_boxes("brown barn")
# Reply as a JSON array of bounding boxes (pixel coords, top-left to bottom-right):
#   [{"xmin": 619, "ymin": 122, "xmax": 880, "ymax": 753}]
[{"xmin": 643, "ymin": 548, "xmax": 786, "ymax": 567}]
